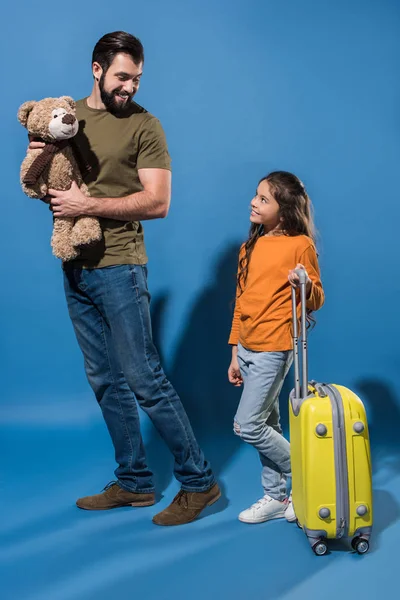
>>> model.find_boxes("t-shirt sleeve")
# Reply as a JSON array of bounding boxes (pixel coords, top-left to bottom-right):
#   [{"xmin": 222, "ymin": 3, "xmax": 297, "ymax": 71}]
[
  {"xmin": 136, "ymin": 117, "xmax": 172, "ymax": 171},
  {"xmin": 299, "ymin": 244, "xmax": 325, "ymax": 311}
]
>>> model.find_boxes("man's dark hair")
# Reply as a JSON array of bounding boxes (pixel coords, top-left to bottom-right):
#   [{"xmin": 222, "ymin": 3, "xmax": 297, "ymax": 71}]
[{"xmin": 92, "ymin": 31, "xmax": 144, "ymax": 73}]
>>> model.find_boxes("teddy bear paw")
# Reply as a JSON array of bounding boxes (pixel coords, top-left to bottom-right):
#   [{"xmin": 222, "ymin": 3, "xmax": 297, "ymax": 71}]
[{"xmin": 71, "ymin": 217, "xmax": 102, "ymax": 248}]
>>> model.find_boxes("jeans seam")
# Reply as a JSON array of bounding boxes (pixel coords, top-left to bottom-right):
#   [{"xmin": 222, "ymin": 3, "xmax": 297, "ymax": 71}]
[
  {"xmin": 99, "ymin": 306, "xmax": 136, "ymax": 489},
  {"xmin": 128, "ymin": 265, "xmax": 141, "ymax": 301}
]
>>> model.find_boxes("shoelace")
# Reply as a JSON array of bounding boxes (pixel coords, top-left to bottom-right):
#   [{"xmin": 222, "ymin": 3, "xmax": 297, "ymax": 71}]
[
  {"xmin": 252, "ymin": 495, "xmax": 273, "ymax": 509},
  {"xmin": 174, "ymin": 489, "xmax": 189, "ymax": 509},
  {"xmin": 103, "ymin": 481, "xmax": 119, "ymax": 493}
]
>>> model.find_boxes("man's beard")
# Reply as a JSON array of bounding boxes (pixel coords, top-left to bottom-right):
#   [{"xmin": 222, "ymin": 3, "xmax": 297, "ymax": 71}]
[{"xmin": 99, "ymin": 74, "xmax": 133, "ymax": 116}]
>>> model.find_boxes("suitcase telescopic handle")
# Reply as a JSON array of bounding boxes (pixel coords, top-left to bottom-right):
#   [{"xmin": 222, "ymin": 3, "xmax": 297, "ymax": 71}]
[{"xmin": 291, "ymin": 268, "xmax": 308, "ymax": 400}]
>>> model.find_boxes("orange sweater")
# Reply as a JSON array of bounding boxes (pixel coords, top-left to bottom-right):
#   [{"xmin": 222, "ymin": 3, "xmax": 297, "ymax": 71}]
[{"xmin": 229, "ymin": 235, "xmax": 324, "ymax": 352}]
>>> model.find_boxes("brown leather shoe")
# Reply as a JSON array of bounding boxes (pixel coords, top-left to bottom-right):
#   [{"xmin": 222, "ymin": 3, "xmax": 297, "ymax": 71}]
[
  {"xmin": 76, "ymin": 482, "xmax": 155, "ymax": 510},
  {"xmin": 152, "ymin": 483, "xmax": 221, "ymax": 526}
]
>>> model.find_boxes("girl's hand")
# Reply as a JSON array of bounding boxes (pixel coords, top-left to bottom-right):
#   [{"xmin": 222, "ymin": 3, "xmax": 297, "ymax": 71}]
[
  {"xmin": 288, "ymin": 263, "xmax": 312, "ymax": 296},
  {"xmin": 228, "ymin": 357, "xmax": 243, "ymax": 387},
  {"xmin": 288, "ymin": 263, "xmax": 311, "ymax": 287}
]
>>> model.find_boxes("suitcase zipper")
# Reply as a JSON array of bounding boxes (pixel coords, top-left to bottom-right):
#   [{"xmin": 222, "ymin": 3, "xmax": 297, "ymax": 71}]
[{"xmin": 323, "ymin": 384, "xmax": 349, "ymax": 539}]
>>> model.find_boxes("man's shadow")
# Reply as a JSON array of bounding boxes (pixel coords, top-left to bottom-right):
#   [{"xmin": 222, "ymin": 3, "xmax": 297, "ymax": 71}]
[{"xmin": 145, "ymin": 243, "xmax": 243, "ymax": 498}]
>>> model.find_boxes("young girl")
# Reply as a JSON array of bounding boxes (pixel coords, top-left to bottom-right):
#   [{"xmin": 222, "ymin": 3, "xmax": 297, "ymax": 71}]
[{"xmin": 228, "ymin": 170, "xmax": 324, "ymax": 524}]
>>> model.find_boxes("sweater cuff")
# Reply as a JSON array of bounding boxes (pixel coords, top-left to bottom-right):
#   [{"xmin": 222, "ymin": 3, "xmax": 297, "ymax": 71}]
[
  {"xmin": 228, "ymin": 331, "xmax": 239, "ymax": 346},
  {"xmin": 306, "ymin": 282, "xmax": 315, "ymax": 310}
]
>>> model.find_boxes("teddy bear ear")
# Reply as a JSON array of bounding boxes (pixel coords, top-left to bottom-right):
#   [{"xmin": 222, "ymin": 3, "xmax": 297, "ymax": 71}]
[
  {"xmin": 59, "ymin": 96, "xmax": 76, "ymax": 110},
  {"xmin": 17, "ymin": 100, "xmax": 37, "ymax": 127}
]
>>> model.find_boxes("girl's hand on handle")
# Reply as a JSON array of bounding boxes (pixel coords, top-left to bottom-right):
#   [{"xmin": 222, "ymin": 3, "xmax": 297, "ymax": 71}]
[
  {"xmin": 288, "ymin": 263, "xmax": 312, "ymax": 293},
  {"xmin": 228, "ymin": 345, "xmax": 243, "ymax": 386},
  {"xmin": 289, "ymin": 263, "xmax": 313, "ymax": 297}
]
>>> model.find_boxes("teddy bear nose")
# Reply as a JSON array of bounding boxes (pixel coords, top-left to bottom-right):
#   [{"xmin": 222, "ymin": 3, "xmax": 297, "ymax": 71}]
[{"xmin": 62, "ymin": 114, "xmax": 76, "ymax": 125}]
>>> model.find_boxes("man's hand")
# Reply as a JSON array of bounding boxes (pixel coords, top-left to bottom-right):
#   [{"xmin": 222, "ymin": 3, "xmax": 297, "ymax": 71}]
[
  {"xmin": 48, "ymin": 181, "xmax": 90, "ymax": 217},
  {"xmin": 28, "ymin": 140, "xmax": 45, "ymax": 151}
]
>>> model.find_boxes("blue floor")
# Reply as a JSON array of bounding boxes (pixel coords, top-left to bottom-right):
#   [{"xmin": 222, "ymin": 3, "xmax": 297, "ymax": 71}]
[{"xmin": 1, "ymin": 395, "xmax": 399, "ymax": 600}]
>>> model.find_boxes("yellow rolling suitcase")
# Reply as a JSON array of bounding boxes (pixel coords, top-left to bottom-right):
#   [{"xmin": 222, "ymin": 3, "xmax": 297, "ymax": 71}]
[{"xmin": 289, "ymin": 270, "xmax": 373, "ymax": 556}]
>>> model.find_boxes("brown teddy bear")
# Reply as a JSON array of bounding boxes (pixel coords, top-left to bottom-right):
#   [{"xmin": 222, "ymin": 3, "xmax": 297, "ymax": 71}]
[{"xmin": 18, "ymin": 96, "xmax": 102, "ymax": 261}]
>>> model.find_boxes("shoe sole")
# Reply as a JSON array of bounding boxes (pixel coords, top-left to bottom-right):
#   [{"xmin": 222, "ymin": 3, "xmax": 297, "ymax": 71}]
[
  {"xmin": 238, "ymin": 512, "xmax": 286, "ymax": 524},
  {"xmin": 152, "ymin": 489, "xmax": 222, "ymax": 526},
  {"xmin": 285, "ymin": 515, "xmax": 297, "ymax": 523},
  {"xmin": 76, "ymin": 499, "xmax": 156, "ymax": 510},
  {"xmin": 207, "ymin": 489, "xmax": 222, "ymax": 507}
]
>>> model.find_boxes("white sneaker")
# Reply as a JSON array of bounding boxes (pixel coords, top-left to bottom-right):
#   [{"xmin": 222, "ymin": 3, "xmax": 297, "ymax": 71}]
[
  {"xmin": 238, "ymin": 495, "xmax": 287, "ymax": 524},
  {"xmin": 284, "ymin": 493, "xmax": 296, "ymax": 522}
]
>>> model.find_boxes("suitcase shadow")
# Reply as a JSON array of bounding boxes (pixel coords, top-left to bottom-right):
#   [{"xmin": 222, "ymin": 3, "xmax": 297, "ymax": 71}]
[
  {"xmin": 356, "ymin": 379, "xmax": 400, "ymax": 475},
  {"xmin": 369, "ymin": 489, "xmax": 400, "ymax": 551}
]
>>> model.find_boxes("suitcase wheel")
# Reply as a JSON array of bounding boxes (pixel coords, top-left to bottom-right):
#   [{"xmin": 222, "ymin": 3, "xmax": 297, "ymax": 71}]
[
  {"xmin": 296, "ymin": 519, "xmax": 302, "ymax": 529},
  {"xmin": 351, "ymin": 537, "xmax": 369, "ymax": 555},
  {"xmin": 312, "ymin": 540, "xmax": 328, "ymax": 556}
]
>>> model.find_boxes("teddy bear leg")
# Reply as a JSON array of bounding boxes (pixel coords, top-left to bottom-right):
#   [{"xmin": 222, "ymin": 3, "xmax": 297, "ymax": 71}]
[
  {"xmin": 70, "ymin": 216, "xmax": 102, "ymax": 248},
  {"xmin": 22, "ymin": 179, "xmax": 49, "ymax": 200},
  {"xmin": 51, "ymin": 217, "xmax": 79, "ymax": 261}
]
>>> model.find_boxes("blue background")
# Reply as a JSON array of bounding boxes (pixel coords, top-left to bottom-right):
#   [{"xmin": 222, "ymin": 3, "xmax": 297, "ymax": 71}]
[{"xmin": 1, "ymin": 0, "xmax": 400, "ymax": 598}]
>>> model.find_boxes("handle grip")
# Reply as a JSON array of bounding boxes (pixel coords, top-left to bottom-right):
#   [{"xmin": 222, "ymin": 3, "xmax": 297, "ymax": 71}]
[
  {"xmin": 295, "ymin": 268, "xmax": 307, "ymax": 285},
  {"xmin": 291, "ymin": 268, "xmax": 308, "ymax": 400}
]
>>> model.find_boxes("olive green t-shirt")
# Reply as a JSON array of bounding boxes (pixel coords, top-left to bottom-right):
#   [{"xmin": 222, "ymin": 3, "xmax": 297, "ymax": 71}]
[{"xmin": 68, "ymin": 98, "xmax": 171, "ymax": 268}]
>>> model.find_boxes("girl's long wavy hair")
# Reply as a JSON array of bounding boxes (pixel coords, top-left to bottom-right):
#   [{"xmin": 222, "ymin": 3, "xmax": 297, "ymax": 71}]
[{"xmin": 237, "ymin": 171, "xmax": 317, "ymax": 328}]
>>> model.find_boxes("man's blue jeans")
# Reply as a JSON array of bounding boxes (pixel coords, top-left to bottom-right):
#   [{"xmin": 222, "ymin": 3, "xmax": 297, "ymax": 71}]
[{"xmin": 63, "ymin": 264, "xmax": 215, "ymax": 493}]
